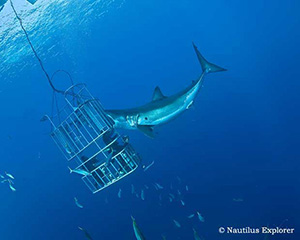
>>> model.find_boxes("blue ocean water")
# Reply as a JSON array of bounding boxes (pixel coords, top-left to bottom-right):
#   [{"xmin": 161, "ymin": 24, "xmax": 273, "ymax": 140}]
[{"xmin": 0, "ymin": 0, "xmax": 299, "ymax": 239}]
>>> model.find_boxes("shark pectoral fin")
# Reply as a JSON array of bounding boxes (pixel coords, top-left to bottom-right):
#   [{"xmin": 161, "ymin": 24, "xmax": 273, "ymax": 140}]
[
  {"xmin": 152, "ymin": 86, "xmax": 166, "ymax": 101},
  {"xmin": 137, "ymin": 125, "xmax": 155, "ymax": 138}
]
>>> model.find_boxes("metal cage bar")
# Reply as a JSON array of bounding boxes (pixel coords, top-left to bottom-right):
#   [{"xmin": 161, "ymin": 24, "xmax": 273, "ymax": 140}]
[{"xmin": 47, "ymin": 84, "xmax": 141, "ymax": 193}]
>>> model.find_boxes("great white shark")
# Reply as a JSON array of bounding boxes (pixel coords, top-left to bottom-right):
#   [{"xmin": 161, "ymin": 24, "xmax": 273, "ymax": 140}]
[{"xmin": 105, "ymin": 43, "xmax": 226, "ymax": 138}]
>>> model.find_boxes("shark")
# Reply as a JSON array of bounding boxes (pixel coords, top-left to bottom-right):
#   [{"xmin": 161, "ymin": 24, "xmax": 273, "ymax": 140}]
[{"xmin": 105, "ymin": 43, "xmax": 226, "ymax": 138}]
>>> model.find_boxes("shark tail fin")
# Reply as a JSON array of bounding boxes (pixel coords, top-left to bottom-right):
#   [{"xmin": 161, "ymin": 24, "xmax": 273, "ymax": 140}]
[{"xmin": 192, "ymin": 42, "xmax": 226, "ymax": 74}]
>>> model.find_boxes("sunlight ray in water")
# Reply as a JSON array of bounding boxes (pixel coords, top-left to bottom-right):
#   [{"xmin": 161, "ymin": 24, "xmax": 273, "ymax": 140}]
[{"xmin": 0, "ymin": 0, "xmax": 122, "ymax": 79}]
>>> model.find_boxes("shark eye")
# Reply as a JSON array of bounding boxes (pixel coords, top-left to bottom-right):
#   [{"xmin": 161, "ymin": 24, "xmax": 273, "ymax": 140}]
[{"xmin": 144, "ymin": 117, "xmax": 148, "ymax": 120}]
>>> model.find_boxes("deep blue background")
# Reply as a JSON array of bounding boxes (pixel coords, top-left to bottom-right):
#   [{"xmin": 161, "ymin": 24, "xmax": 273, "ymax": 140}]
[{"xmin": 0, "ymin": 0, "xmax": 299, "ymax": 239}]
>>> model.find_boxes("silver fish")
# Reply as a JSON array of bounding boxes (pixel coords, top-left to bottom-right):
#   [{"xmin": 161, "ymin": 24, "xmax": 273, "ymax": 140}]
[
  {"xmin": 143, "ymin": 161, "xmax": 155, "ymax": 172},
  {"xmin": 5, "ymin": 172, "xmax": 14, "ymax": 180},
  {"xmin": 155, "ymin": 183, "xmax": 164, "ymax": 189},
  {"xmin": 159, "ymin": 194, "xmax": 162, "ymax": 202},
  {"xmin": 68, "ymin": 167, "xmax": 91, "ymax": 176},
  {"xmin": 131, "ymin": 184, "xmax": 135, "ymax": 194},
  {"xmin": 118, "ymin": 188, "xmax": 122, "ymax": 198},
  {"xmin": 188, "ymin": 214, "xmax": 195, "ymax": 219},
  {"xmin": 233, "ymin": 198, "xmax": 244, "ymax": 202},
  {"xmin": 169, "ymin": 193, "xmax": 175, "ymax": 199},
  {"xmin": 7, "ymin": 179, "xmax": 14, "ymax": 185},
  {"xmin": 74, "ymin": 197, "xmax": 83, "ymax": 208},
  {"xmin": 173, "ymin": 219, "xmax": 181, "ymax": 228},
  {"xmin": 197, "ymin": 212, "xmax": 205, "ymax": 222},
  {"xmin": 78, "ymin": 227, "xmax": 93, "ymax": 240},
  {"xmin": 9, "ymin": 183, "xmax": 16, "ymax": 192},
  {"xmin": 132, "ymin": 216, "xmax": 146, "ymax": 240},
  {"xmin": 141, "ymin": 190, "xmax": 145, "ymax": 201},
  {"xmin": 193, "ymin": 228, "xmax": 201, "ymax": 240}
]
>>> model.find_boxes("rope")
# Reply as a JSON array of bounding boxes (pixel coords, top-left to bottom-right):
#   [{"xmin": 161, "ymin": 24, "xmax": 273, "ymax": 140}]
[{"xmin": 9, "ymin": 0, "xmax": 64, "ymax": 94}]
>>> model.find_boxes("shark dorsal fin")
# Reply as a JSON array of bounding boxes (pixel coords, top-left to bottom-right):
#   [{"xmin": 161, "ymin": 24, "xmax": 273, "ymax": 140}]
[{"xmin": 152, "ymin": 86, "xmax": 165, "ymax": 101}]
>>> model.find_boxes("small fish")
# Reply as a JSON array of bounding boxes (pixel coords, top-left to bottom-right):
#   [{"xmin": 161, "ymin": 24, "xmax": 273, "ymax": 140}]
[
  {"xmin": 5, "ymin": 172, "xmax": 14, "ymax": 180},
  {"xmin": 169, "ymin": 193, "xmax": 175, "ymax": 199},
  {"xmin": 131, "ymin": 184, "xmax": 135, "ymax": 194},
  {"xmin": 188, "ymin": 214, "xmax": 195, "ymax": 219},
  {"xmin": 173, "ymin": 219, "xmax": 181, "ymax": 228},
  {"xmin": 185, "ymin": 185, "xmax": 189, "ymax": 191},
  {"xmin": 132, "ymin": 216, "xmax": 146, "ymax": 240},
  {"xmin": 74, "ymin": 197, "xmax": 83, "ymax": 208},
  {"xmin": 1, "ymin": 179, "xmax": 8, "ymax": 183},
  {"xmin": 135, "ymin": 193, "xmax": 139, "ymax": 198},
  {"xmin": 197, "ymin": 212, "xmax": 205, "ymax": 222},
  {"xmin": 9, "ymin": 183, "xmax": 16, "ymax": 192},
  {"xmin": 180, "ymin": 200, "xmax": 185, "ymax": 206},
  {"xmin": 143, "ymin": 161, "xmax": 155, "ymax": 172},
  {"xmin": 68, "ymin": 167, "xmax": 91, "ymax": 176},
  {"xmin": 177, "ymin": 190, "xmax": 181, "ymax": 196},
  {"xmin": 7, "ymin": 179, "xmax": 14, "ymax": 185},
  {"xmin": 193, "ymin": 228, "xmax": 201, "ymax": 240},
  {"xmin": 159, "ymin": 194, "xmax": 162, "ymax": 202},
  {"xmin": 118, "ymin": 188, "xmax": 122, "ymax": 198},
  {"xmin": 176, "ymin": 176, "xmax": 182, "ymax": 184},
  {"xmin": 169, "ymin": 197, "xmax": 173, "ymax": 202},
  {"xmin": 141, "ymin": 190, "xmax": 145, "ymax": 201},
  {"xmin": 78, "ymin": 226, "xmax": 93, "ymax": 240},
  {"xmin": 155, "ymin": 183, "xmax": 164, "ymax": 189},
  {"xmin": 233, "ymin": 198, "xmax": 244, "ymax": 202},
  {"xmin": 65, "ymin": 146, "xmax": 72, "ymax": 154},
  {"xmin": 0, "ymin": 174, "xmax": 5, "ymax": 179},
  {"xmin": 144, "ymin": 185, "xmax": 149, "ymax": 189}
]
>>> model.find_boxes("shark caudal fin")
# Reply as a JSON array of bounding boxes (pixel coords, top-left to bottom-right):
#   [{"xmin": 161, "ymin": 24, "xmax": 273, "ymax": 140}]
[{"xmin": 192, "ymin": 42, "xmax": 226, "ymax": 74}]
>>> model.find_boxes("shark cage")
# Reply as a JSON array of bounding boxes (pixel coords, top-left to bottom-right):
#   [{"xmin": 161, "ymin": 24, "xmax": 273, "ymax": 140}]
[
  {"xmin": 43, "ymin": 83, "xmax": 141, "ymax": 194},
  {"xmin": 7, "ymin": 0, "xmax": 141, "ymax": 194}
]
